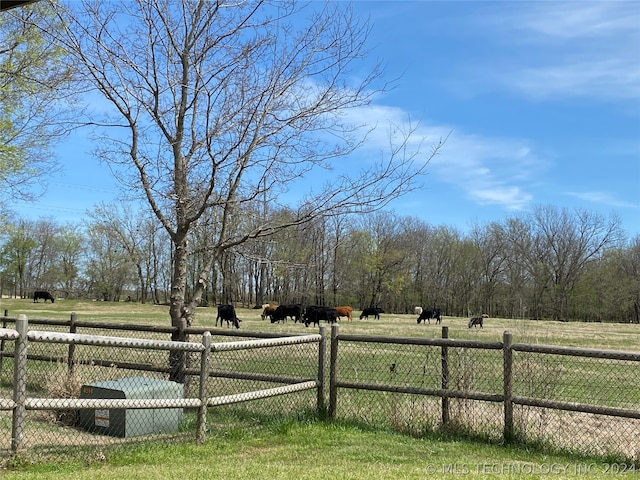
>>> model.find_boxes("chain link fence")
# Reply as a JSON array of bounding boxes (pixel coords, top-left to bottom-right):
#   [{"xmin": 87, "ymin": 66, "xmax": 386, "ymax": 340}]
[
  {"xmin": 328, "ymin": 326, "xmax": 640, "ymax": 462},
  {"xmin": 511, "ymin": 347, "xmax": 640, "ymax": 459},
  {"xmin": 2, "ymin": 316, "xmax": 639, "ymax": 464},
  {"xmin": 0, "ymin": 316, "xmax": 323, "ymax": 463}
]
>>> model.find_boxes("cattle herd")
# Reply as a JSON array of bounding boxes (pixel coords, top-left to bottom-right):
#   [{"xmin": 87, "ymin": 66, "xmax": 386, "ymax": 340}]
[
  {"xmin": 26, "ymin": 292, "xmax": 487, "ymax": 330},
  {"xmin": 215, "ymin": 303, "xmax": 489, "ymax": 330}
]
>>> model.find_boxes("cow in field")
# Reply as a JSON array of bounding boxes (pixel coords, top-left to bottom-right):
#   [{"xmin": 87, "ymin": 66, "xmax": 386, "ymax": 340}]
[
  {"xmin": 359, "ymin": 307, "xmax": 384, "ymax": 320},
  {"xmin": 417, "ymin": 308, "xmax": 441, "ymax": 325},
  {"xmin": 216, "ymin": 304, "xmax": 240, "ymax": 328},
  {"xmin": 261, "ymin": 304, "xmax": 277, "ymax": 320},
  {"xmin": 33, "ymin": 291, "xmax": 54, "ymax": 303},
  {"xmin": 303, "ymin": 306, "xmax": 338, "ymax": 327},
  {"xmin": 334, "ymin": 306, "xmax": 353, "ymax": 322},
  {"xmin": 270, "ymin": 304, "xmax": 302, "ymax": 323},
  {"xmin": 468, "ymin": 316, "xmax": 483, "ymax": 328}
]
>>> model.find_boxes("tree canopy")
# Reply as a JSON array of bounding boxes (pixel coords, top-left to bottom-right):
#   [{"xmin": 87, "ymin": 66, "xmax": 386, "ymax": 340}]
[
  {"xmin": 0, "ymin": 1, "xmax": 72, "ymax": 203},
  {"xmin": 50, "ymin": 0, "xmax": 442, "ymax": 329}
]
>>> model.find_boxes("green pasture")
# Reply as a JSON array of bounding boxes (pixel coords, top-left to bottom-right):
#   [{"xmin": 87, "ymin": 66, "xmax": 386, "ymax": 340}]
[
  {"xmin": 3, "ymin": 297, "xmax": 639, "ymax": 410},
  {"xmin": 2, "ymin": 297, "xmax": 639, "ymax": 477},
  {"xmin": 2, "ymin": 297, "xmax": 639, "ymax": 351}
]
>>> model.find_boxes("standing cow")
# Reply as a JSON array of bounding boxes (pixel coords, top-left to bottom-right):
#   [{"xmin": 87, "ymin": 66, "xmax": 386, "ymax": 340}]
[
  {"xmin": 417, "ymin": 308, "xmax": 441, "ymax": 324},
  {"xmin": 334, "ymin": 306, "xmax": 353, "ymax": 322},
  {"xmin": 359, "ymin": 307, "xmax": 384, "ymax": 320},
  {"xmin": 270, "ymin": 304, "xmax": 303, "ymax": 323},
  {"xmin": 468, "ymin": 316, "xmax": 483, "ymax": 328},
  {"xmin": 33, "ymin": 291, "xmax": 55, "ymax": 303},
  {"xmin": 261, "ymin": 304, "xmax": 277, "ymax": 320},
  {"xmin": 303, "ymin": 306, "xmax": 338, "ymax": 327},
  {"xmin": 216, "ymin": 304, "xmax": 240, "ymax": 328}
]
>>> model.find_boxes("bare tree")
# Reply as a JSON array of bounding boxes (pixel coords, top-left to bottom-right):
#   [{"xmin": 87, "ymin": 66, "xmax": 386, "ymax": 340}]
[
  {"xmin": 87, "ymin": 203, "xmax": 160, "ymax": 303},
  {"xmin": 51, "ymin": 0, "xmax": 441, "ymax": 337},
  {"xmin": 525, "ymin": 205, "xmax": 623, "ymax": 321},
  {"xmin": 469, "ymin": 221, "xmax": 507, "ymax": 316}
]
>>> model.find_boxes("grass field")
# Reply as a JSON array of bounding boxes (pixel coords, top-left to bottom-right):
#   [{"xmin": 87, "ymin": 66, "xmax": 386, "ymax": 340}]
[
  {"xmin": 1, "ymin": 298, "xmax": 639, "ymax": 478},
  {"xmin": 3, "ymin": 297, "xmax": 639, "ymax": 351},
  {"xmin": 4, "ymin": 417, "xmax": 639, "ymax": 479}
]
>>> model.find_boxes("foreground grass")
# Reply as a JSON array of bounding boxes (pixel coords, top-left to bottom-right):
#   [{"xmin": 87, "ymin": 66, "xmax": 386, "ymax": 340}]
[{"xmin": 4, "ymin": 417, "xmax": 636, "ymax": 480}]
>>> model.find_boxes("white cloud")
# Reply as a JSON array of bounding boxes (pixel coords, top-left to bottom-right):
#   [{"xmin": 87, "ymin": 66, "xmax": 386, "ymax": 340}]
[
  {"xmin": 472, "ymin": 186, "xmax": 533, "ymax": 210},
  {"xmin": 429, "ymin": 129, "xmax": 543, "ymax": 210},
  {"xmin": 516, "ymin": 2, "xmax": 639, "ymax": 40},
  {"xmin": 343, "ymin": 104, "xmax": 544, "ymax": 211},
  {"xmin": 460, "ymin": 2, "xmax": 640, "ymax": 102},
  {"xmin": 566, "ymin": 190, "xmax": 639, "ymax": 209},
  {"xmin": 503, "ymin": 58, "xmax": 640, "ymax": 101}
]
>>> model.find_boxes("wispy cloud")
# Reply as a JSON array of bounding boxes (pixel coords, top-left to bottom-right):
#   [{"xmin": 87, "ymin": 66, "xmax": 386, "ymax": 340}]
[
  {"xmin": 566, "ymin": 190, "xmax": 639, "ymax": 209},
  {"xmin": 462, "ymin": 2, "xmax": 640, "ymax": 102},
  {"xmin": 345, "ymin": 104, "xmax": 543, "ymax": 211},
  {"xmin": 428, "ymin": 129, "xmax": 541, "ymax": 210},
  {"xmin": 515, "ymin": 2, "xmax": 639, "ymax": 40}
]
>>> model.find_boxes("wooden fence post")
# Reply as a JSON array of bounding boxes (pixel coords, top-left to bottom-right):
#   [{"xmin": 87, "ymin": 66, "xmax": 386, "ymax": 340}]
[
  {"xmin": 317, "ymin": 325, "xmax": 327, "ymax": 416},
  {"xmin": 196, "ymin": 331, "xmax": 212, "ymax": 444},
  {"xmin": 67, "ymin": 313, "xmax": 77, "ymax": 376},
  {"xmin": 328, "ymin": 324, "xmax": 339, "ymax": 419},
  {"xmin": 11, "ymin": 314, "xmax": 28, "ymax": 453},
  {"xmin": 0, "ymin": 315, "xmax": 7, "ymax": 376},
  {"xmin": 441, "ymin": 326, "xmax": 450, "ymax": 427},
  {"xmin": 503, "ymin": 330, "xmax": 514, "ymax": 443}
]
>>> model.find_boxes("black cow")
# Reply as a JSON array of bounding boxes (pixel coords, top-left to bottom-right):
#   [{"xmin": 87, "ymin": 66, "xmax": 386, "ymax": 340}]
[
  {"xmin": 303, "ymin": 305, "xmax": 338, "ymax": 327},
  {"xmin": 270, "ymin": 304, "xmax": 303, "ymax": 324},
  {"xmin": 33, "ymin": 290, "xmax": 54, "ymax": 303},
  {"xmin": 359, "ymin": 307, "xmax": 384, "ymax": 320},
  {"xmin": 468, "ymin": 316, "xmax": 483, "ymax": 328},
  {"xmin": 216, "ymin": 304, "xmax": 240, "ymax": 328},
  {"xmin": 417, "ymin": 308, "xmax": 441, "ymax": 325}
]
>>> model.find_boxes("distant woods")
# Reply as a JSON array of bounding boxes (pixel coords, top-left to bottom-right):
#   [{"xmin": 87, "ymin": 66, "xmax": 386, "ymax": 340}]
[{"xmin": 1, "ymin": 204, "xmax": 637, "ymax": 324}]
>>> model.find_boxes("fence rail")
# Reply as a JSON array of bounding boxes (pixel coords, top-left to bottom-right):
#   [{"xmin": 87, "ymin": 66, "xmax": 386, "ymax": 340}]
[
  {"xmin": 1, "ymin": 315, "xmax": 639, "ymax": 463},
  {"xmin": 1, "ymin": 315, "xmax": 324, "ymax": 454}
]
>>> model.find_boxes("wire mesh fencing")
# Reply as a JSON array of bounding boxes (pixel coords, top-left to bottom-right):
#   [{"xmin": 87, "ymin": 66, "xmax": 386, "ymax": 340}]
[
  {"xmin": 327, "ymin": 331, "xmax": 505, "ymax": 440},
  {"xmin": 510, "ymin": 347, "xmax": 640, "ymax": 459},
  {"xmin": 2, "ymin": 316, "xmax": 639, "ymax": 464},
  {"xmin": 328, "ymin": 326, "xmax": 640, "ymax": 461},
  {"xmin": 0, "ymin": 317, "xmax": 324, "ymax": 463}
]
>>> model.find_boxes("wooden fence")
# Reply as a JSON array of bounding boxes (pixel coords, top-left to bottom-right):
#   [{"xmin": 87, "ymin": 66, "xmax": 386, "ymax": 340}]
[
  {"xmin": 1, "ymin": 315, "xmax": 324, "ymax": 453},
  {"xmin": 328, "ymin": 325, "xmax": 640, "ymax": 449},
  {"xmin": 1, "ymin": 315, "xmax": 639, "ymax": 461}
]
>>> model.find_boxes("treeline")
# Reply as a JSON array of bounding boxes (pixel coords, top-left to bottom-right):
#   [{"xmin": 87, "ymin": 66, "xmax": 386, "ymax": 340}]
[{"xmin": 1, "ymin": 203, "xmax": 638, "ymax": 323}]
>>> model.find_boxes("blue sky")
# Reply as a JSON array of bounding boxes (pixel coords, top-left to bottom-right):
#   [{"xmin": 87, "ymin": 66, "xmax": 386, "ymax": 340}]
[{"xmin": 11, "ymin": 1, "xmax": 640, "ymax": 238}]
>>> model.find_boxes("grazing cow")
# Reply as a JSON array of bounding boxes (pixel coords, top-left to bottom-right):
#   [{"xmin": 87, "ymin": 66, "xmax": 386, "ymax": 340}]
[
  {"xmin": 33, "ymin": 290, "xmax": 54, "ymax": 303},
  {"xmin": 414, "ymin": 306, "xmax": 423, "ymax": 315},
  {"xmin": 216, "ymin": 304, "xmax": 240, "ymax": 329},
  {"xmin": 359, "ymin": 307, "xmax": 384, "ymax": 320},
  {"xmin": 417, "ymin": 308, "xmax": 442, "ymax": 325},
  {"xmin": 468, "ymin": 316, "xmax": 483, "ymax": 328},
  {"xmin": 303, "ymin": 305, "xmax": 338, "ymax": 327},
  {"xmin": 261, "ymin": 304, "xmax": 277, "ymax": 320},
  {"xmin": 334, "ymin": 306, "xmax": 353, "ymax": 322},
  {"xmin": 270, "ymin": 304, "xmax": 302, "ymax": 324}
]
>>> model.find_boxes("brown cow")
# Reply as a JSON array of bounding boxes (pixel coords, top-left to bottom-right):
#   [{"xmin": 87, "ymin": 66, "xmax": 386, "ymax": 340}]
[
  {"xmin": 335, "ymin": 306, "xmax": 353, "ymax": 322},
  {"xmin": 261, "ymin": 304, "xmax": 277, "ymax": 320}
]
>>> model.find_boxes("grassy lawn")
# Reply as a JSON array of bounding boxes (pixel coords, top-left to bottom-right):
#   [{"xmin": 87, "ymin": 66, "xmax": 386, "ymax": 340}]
[{"xmin": 4, "ymin": 414, "xmax": 637, "ymax": 480}]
